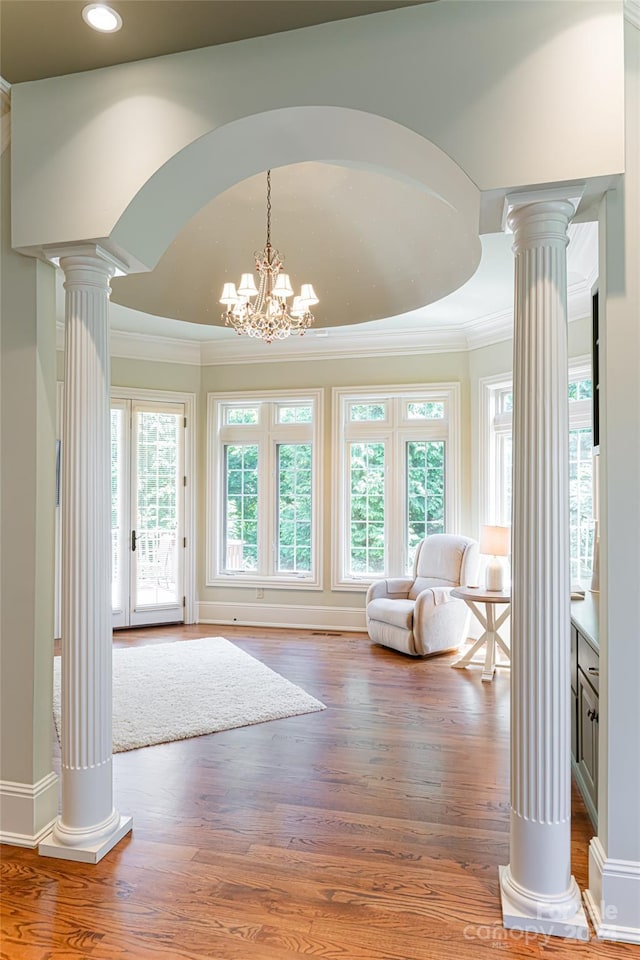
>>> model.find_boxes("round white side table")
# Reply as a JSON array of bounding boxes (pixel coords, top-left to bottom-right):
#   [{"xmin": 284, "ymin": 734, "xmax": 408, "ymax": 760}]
[{"xmin": 450, "ymin": 585, "xmax": 511, "ymax": 682}]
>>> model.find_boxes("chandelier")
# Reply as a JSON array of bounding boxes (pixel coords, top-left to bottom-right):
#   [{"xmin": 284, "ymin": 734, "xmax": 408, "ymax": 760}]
[{"xmin": 220, "ymin": 170, "xmax": 318, "ymax": 343}]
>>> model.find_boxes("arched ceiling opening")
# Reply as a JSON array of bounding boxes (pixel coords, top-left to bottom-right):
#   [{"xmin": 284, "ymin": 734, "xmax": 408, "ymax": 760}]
[
  {"xmin": 111, "ymin": 161, "xmax": 480, "ymax": 329},
  {"xmin": 109, "ymin": 106, "xmax": 481, "ymax": 330}
]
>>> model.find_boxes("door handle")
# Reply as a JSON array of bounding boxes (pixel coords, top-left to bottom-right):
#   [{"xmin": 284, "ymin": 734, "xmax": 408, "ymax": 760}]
[{"xmin": 131, "ymin": 530, "xmax": 137, "ymax": 552}]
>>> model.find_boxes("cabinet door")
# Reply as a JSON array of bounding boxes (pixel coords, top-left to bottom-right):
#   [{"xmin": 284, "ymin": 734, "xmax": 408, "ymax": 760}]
[
  {"xmin": 570, "ymin": 625, "xmax": 578, "ymax": 759},
  {"xmin": 577, "ymin": 671, "xmax": 598, "ymax": 809}
]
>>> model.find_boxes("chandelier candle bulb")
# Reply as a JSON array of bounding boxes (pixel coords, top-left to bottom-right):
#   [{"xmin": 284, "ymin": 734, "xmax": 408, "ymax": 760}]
[{"xmin": 220, "ymin": 170, "xmax": 318, "ymax": 343}]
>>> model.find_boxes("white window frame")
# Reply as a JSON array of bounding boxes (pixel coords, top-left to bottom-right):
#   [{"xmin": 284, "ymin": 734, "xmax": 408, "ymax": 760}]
[
  {"xmin": 332, "ymin": 382, "xmax": 461, "ymax": 590},
  {"xmin": 480, "ymin": 357, "xmax": 593, "ymax": 557},
  {"xmin": 207, "ymin": 388, "xmax": 323, "ymax": 589}
]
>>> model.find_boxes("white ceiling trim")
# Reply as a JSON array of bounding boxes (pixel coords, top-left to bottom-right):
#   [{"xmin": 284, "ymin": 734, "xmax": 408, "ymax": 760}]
[
  {"xmin": 200, "ymin": 327, "xmax": 470, "ymax": 365},
  {"xmin": 55, "ymin": 323, "xmax": 201, "ymax": 365},
  {"xmin": 110, "ymin": 330, "xmax": 202, "ymax": 365}
]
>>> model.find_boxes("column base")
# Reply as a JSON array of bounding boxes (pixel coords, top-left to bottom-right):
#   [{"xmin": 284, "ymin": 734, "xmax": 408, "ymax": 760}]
[
  {"xmin": 39, "ymin": 814, "xmax": 132, "ymax": 864},
  {"xmin": 499, "ymin": 866, "xmax": 591, "ymax": 941}
]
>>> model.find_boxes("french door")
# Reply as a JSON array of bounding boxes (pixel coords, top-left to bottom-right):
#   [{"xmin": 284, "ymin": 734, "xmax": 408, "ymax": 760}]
[{"xmin": 111, "ymin": 399, "xmax": 185, "ymax": 628}]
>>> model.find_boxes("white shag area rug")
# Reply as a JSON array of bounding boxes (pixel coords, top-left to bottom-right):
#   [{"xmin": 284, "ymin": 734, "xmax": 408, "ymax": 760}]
[{"xmin": 53, "ymin": 637, "xmax": 326, "ymax": 753}]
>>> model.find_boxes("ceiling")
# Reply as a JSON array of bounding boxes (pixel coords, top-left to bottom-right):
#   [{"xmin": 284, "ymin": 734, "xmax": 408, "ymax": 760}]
[
  {"xmin": 6, "ymin": 0, "xmax": 598, "ymax": 347},
  {"xmin": 0, "ymin": 0, "xmax": 426, "ymax": 84}
]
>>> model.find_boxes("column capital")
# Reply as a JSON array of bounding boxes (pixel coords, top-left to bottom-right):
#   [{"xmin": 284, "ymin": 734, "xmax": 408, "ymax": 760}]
[
  {"xmin": 502, "ymin": 183, "xmax": 585, "ymax": 232},
  {"xmin": 507, "ymin": 199, "xmax": 576, "ymax": 251},
  {"xmin": 43, "ymin": 242, "xmax": 128, "ymax": 278}
]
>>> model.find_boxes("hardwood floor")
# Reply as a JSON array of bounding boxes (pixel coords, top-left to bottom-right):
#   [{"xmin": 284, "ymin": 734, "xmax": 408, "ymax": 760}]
[{"xmin": 1, "ymin": 625, "xmax": 635, "ymax": 959}]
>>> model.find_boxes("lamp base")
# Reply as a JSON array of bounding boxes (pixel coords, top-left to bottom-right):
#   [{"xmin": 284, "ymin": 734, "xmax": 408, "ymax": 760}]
[{"xmin": 485, "ymin": 557, "xmax": 505, "ymax": 592}]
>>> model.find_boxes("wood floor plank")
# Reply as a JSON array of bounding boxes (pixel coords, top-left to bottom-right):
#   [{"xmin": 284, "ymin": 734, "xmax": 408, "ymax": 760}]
[{"xmin": 3, "ymin": 624, "xmax": 633, "ymax": 959}]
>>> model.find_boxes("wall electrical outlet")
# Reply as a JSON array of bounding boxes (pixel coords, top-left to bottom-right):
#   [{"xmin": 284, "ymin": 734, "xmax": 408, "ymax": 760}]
[{"xmin": 256, "ymin": 587, "xmax": 264, "ymax": 599}]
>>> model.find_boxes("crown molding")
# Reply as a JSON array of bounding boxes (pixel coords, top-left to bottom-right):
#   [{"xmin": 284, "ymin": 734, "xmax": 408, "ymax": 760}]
[
  {"xmin": 200, "ymin": 325, "xmax": 469, "ymax": 365},
  {"xmin": 56, "ymin": 322, "xmax": 201, "ymax": 365},
  {"xmin": 625, "ymin": 1, "xmax": 640, "ymax": 30},
  {"xmin": 110, "ymin": 329, "xmax": 202, "ymax": 365}
]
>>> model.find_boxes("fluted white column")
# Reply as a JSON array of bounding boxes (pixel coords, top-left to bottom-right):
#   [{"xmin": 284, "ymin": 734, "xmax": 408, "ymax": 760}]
[
  {"xmin": 39, "ymin": 247, "xmax": 132, "ymax": 863},
  {"xmin": 499, "ymin": 200, "xmax": 589, "ymax": 938}
]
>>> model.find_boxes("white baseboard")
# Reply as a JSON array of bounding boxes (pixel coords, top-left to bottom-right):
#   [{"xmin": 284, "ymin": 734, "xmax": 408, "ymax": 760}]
[
  {"xmin": 197, "ymin": 600, "xmax": 367, "ymax": 632},
  {"xmin": 0, "ymin": 771, "xmax": 59, "ymax": 847},
  {"xmin": 585, "ymin": 836, "xmax": 640, "ymax": 942}
]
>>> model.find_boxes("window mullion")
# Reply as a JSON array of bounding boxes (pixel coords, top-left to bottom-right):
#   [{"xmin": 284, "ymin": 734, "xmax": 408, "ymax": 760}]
[
  {"xmin": 263, "ymin": 409, "xmax": 275, "ymax": 579},
  {"xmin": 388, "ymin": 428, "xmax": 402, "ymax": 577}
]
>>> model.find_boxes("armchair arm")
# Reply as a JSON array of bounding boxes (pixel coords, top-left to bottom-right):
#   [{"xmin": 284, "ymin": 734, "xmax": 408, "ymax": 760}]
[
  {"xmin": 413, "ymin": 585, "xmax": 454, "ymax": 624},
  {"xmin": 413, "ymin": 586, "xmax": 468, "ymax": 656},
  {"xmin": 366, "ymin": 577, "xmax": 413, "ymax": 604}
]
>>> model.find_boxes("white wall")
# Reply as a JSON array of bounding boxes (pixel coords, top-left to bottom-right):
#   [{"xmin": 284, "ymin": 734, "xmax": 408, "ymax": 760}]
[{"xmin": 587, "ymin": 15, "xmax": 640, "ymax": 937}]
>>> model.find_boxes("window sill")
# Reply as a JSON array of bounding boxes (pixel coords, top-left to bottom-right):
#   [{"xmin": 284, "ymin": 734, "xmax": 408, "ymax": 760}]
[{"xmin": 208, "ymin": 574, "xmax": 322, "ymax": 591}]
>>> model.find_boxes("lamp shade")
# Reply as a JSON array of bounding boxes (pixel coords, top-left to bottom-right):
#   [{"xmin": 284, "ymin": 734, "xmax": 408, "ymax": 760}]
[
  {"xmin": 272, "ymin": 273, "xmax": 294, "ymax": 299},
  {"xmin": 479, "ymin": 524, "xmax": 510, "ymax": 557},
  {"xmin": 300, "ymin": 283, "xmax": 319, "ymax": 306},
  {"xmin": 238, "ymin": 273, "xmax": 259, "ymax": 297},
  {"xmin": 290, "ymin": 296, "xmax": 305, "ymax": 317},
  {"xmin": 220, "ymin": 282, "xmax": 238, "ymax": 305}
]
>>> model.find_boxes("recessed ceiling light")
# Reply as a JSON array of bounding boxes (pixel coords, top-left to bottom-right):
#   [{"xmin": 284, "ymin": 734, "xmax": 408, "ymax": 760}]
[{"xmin": 82, "ymin": 4, "xmax": 123, "ymax": 33}]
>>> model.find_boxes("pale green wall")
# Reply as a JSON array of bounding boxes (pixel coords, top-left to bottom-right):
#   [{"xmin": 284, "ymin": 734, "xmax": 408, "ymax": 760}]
[
  {"xmin": 1, "ymin": 147, "xmax": 57, "ymax": 798},
  {"xmin": 468, "ymin": 315, "xmax": 592, "ymax": 385},
  {"xmin": 56, "ymin": 351, "xmax": 201, "ymax": 396},
  {"xmin": 111, "ymin": 357, "xmax": 201, "ymax": 395}
]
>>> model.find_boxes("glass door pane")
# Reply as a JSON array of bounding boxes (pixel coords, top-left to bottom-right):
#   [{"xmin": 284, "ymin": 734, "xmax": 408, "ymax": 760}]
[
  {"xmin": 111, "ymin": 402, "xmax": 128, "ymax": 628},
  {"xmin": 130, "ymin": 403, "xmax": 184, "ymax": 624}
]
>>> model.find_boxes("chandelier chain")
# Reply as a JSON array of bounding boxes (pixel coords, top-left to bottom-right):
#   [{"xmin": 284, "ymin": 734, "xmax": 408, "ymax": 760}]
[{"xmin": 266, "ymin": 169, "xmax": 271, "ymax": 249}]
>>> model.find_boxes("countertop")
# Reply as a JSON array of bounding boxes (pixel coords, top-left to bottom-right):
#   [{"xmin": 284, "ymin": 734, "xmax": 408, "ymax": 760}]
[{"xmin": 571, "ymin": 589, "xmax": 599, "ymax": 651}]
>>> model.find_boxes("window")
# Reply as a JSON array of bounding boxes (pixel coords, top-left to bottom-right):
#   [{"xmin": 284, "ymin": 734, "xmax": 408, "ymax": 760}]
[
  {"xmin": 208, "ymin": 390, "xmax": 322, "ymax": 587},
  {"xmin": 483, "ymin": 361, "xmax": 594, "ymax": 582},
  {"xmin": 333, "ymin": 384, "xmax": 460, "ymax": 588}
]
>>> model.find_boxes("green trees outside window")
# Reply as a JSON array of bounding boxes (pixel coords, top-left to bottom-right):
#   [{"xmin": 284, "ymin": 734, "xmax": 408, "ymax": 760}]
[
  {"xmin": 277, "ymin": 444, "xmax": 312, "ymax": 572},
  {"xmin": 569, "ymin": 427, "xmax": 594, "ymax": 581},
  {"xmin": 406, "ymin": 440, "xmax": 445, "ymax": 567},
  {"xmin": 224, "ymin": 444, "xmax": 258, "ymax": 570},
  {"xmin": 349, "ymin": 441, "xmax": 385, "ymax": 574}
]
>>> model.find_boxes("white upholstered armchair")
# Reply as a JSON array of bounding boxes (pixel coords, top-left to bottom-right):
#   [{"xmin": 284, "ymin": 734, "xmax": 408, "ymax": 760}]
[{"xmin": 366, "ymin": 534, "xmax": 479, "ymax": 657}]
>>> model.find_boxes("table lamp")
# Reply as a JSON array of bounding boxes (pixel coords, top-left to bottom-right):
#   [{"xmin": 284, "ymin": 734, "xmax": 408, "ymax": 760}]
[{"xmin": 479, "ymin": 524, "xmax": 510, "ymax": 591}]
